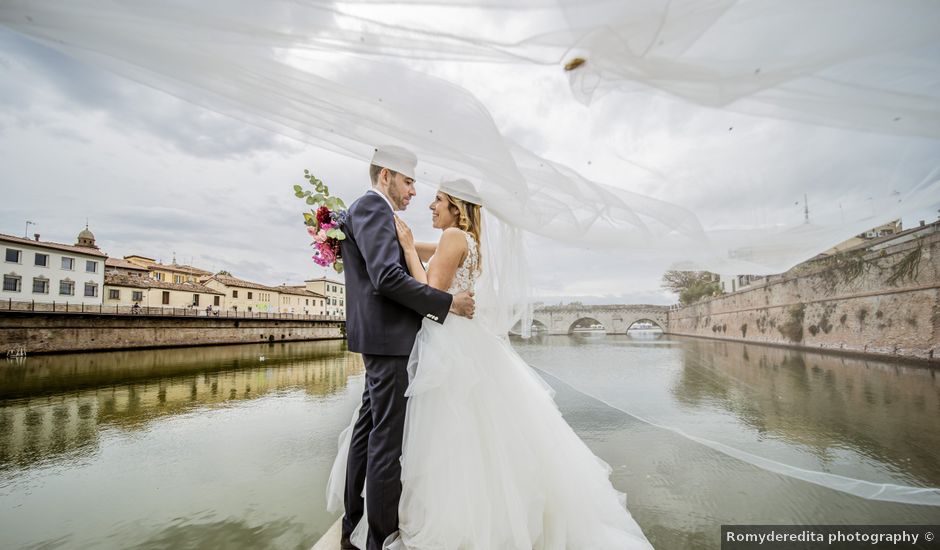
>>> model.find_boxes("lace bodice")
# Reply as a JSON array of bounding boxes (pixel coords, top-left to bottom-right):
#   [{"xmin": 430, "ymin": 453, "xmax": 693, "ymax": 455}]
[
  {"xmin": 429, "ymin": 231, "xmax": 480, "ymax": 295},
  {"xmin": 449, "ymin": 231, "xmax": 480, "ymax": 294}
]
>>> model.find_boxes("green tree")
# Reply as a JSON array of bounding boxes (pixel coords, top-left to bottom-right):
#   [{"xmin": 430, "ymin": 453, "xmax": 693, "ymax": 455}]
[{"xmin": 661, "ymin": 270, "xmax": 722, "ymax": 305}]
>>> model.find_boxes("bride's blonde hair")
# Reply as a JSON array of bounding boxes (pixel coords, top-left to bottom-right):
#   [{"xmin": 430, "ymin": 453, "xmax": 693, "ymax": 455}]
[{"xmin": 442, "ymin": 192, "xmax": 483, "ymax": 273}]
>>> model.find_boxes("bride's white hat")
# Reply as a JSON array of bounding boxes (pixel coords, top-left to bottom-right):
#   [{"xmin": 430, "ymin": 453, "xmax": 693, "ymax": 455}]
[
  {"xmin": 371, "ymin": 145, "xmax": 417, "ymax": 180},
  {"xmin": 439, "ymin": 178, "xmax": 483, "ymax": 207}
]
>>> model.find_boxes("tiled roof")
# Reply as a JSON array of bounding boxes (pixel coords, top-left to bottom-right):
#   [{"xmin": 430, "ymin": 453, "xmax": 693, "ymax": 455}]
[
  {"xmin": 105, "ymin": 257, "xmax": 149, "ymax": 271},
  {"xmin": 154, "ymin": 263, "xmax": 213, "ymax": 276},
  {"xmin": 104, "ymin": 273, "xmax": 225, "ymax": 294},
  {"xmin": 204, "ymin": 274, "xmax": 279, "ymax": 292},
  {"xmin": 0, "ymin": 233, "xmax": 108, "ymax": 258},
  {"xmin": 304, "ymin": 276, "xmax": 345, "ymax": 285},
  {"xmin": 276, "ymin": 284, "xmax": 326, "ymax": 298}
]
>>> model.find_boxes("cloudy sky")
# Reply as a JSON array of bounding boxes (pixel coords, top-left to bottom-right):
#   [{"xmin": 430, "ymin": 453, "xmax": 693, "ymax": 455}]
[{"xmin": 2, "ymin": 20, "xmax": 938, "ymax": 306}]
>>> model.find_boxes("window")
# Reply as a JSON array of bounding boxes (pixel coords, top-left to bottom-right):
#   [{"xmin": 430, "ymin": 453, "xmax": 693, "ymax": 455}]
[
  {"xmin": 3, "ymin": 274, "xmax": 21, "ymax": 292},
  {"xmin": 340, "ymin": 299, "xmax": 344, "ymax": 306},
  {"xmin": 5, "ymin": 249, "xmax": 21, "ymax": 263},
  {"xmin": 132, "ymin": 290, "xmax": 143, "ymax": 302},
  {"xmin": 61, "ymin": 257, "xmax": 74, "ymax": 270},
  {"xmin": 154, "ymin": 272, "xmax": 164, "ymax": 281},
  {"xmin": 193, "ymin": 294, "xmax": 200, "ymax": 306},
  {"xmin": 248, "ymin": 291, "xmax": 253, "ymax": 299},
  {"xmin": 213, "ymin": 296, "xmax": 220, "ymax": 306},
  {"xmin": 84, "ymin": 282, "xmax": 98, "ymax": 297},
  {"xmin": 59, "ymin": 280, "xmax": 74, "ymax": 295},
  {"xmin": 108, "ymin": 289, "xmax": 120, "ymax": 300},
  {"xmin": 85, "ymin": 260, "xmax": 98, "ymax": 273},
  {"xmin": 305, "ymin": 299, "xmax": 309, "ymax": 305},
  {"xmin": 174, "ymin": 275, "xmax": 182, "ymax": 284},
  {"xmin": 162, "ymin": 291, "xmax": 170, "ymax": 305},
  {"xmin": 232, "ymin": 290, "xmax": 239, "ymax": 298},
  {"xmin": 35, "ymin": 253, "xmax": 49, "ymax": 267},
  {"xmin": 32, "ymin": 277, "xmax": 49, "ymax": 294}
]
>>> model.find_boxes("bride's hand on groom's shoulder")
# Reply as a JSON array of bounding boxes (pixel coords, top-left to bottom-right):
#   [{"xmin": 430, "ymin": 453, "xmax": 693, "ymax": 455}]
[
  {"xmin": 394, "ymin": 215, "xmax": 415, "ymax": 250},
  {"xmin": 450, "ymin": 290, "xmax": 475, "ymax": 319}
]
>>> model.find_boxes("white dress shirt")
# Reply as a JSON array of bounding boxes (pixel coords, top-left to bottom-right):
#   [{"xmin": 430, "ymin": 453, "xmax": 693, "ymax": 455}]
[{"xmin": 368, "ymin": 188, "xmax": 396, "ymax": 212}]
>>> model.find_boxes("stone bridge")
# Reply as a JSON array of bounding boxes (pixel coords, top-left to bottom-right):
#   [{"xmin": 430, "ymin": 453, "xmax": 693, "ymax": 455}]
[{"xmin": 526, "ymin": 304, "xmax": 670, "ymax": 335}]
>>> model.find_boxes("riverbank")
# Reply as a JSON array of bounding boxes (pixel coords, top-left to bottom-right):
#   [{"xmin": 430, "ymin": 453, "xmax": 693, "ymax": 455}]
[
  {"xmin": 0, "ymin": 311, "xmax": 344, "ymax": 355},
  {"xmin": 666, "ymin": 231, "xmax": 940, "ymax": 363}
]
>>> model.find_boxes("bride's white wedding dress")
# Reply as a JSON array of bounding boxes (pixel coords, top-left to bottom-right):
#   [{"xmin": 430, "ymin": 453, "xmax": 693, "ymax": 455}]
[{"xmin": 327, "ymin": 232, "xmax": 653, "ymax": 549}]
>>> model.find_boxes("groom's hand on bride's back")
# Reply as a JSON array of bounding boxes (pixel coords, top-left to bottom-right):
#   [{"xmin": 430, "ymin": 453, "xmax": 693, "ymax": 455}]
[{"xmin": 450, "ymin": 291, "xmax": 475, "ymax": 319}]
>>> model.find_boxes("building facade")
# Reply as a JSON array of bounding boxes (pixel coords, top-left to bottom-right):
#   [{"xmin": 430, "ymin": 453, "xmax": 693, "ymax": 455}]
[
  {"xmin": 276, "ymin": 285, "xmax": 327, "ymax": 315},
  {"xmin": 123, "ymin": 255, "xmax": 213, "ymax": 284},
  {"xmin": 202, "ymin": 274, "xmax": 279, "ymax": 313},
  {"xmin": 103, "ymin": 273, "xmax": 226, "ymax": 310},
  {"xmin": 1, "ymin": 228, "xmax": 107, "ymax": 305},
  {"xmin": 105, "ymin": 257, "xmax": 150, "ymax": 278},
  {"xmin": 304, "ymin": 277, "xmax": 345, "ymax": 317}
]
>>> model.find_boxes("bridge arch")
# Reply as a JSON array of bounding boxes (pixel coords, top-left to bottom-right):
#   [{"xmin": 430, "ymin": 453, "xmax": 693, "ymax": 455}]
[
  {"xmin": 509, "ymin": 318, "xmax": 549, "ymax": 335},
  {"xmin": 568, "ymin": 317, "xmax": 606, "ymax": 334},
  {"xmin": 626, "ymin": 318, "xmax": 665, "ymax": 331},
  {"xmin": 531, "ymin": 304, "xmax": 669, "ymax": 335}
]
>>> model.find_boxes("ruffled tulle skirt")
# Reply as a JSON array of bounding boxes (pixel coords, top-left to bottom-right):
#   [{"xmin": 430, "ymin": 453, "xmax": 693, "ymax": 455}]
[{"xmin": 327, "ymin": 316, "xmax": 654, "ymax": 550}]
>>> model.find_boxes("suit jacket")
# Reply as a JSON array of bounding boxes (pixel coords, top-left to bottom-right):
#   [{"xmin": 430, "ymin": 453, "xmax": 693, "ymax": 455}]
[{"xmin": 341, "ymin": 191, "xmax": 453, "ymax": 356}]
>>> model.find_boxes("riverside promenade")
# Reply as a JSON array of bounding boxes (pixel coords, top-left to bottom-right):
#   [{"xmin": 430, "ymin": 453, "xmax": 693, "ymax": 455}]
[{"xmin": 1, "ymin": 301, "xmax": 344, "ymax": 354}]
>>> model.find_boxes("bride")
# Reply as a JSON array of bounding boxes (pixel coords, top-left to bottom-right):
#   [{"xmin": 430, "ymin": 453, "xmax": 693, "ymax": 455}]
[{"xmin": 328, "ymin": 180, "xmax": 654, "ymax": 550}]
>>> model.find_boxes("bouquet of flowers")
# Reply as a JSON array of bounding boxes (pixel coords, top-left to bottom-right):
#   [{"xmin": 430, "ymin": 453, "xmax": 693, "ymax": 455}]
[{"xmin": 294, "ymin": 169, "xmax": 347, "ymax": 273}]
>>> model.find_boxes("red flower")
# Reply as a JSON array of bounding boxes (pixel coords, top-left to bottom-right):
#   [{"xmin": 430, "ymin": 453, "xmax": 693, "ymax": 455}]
[{"xmin": 316, "ymin": 206, "xmax": 332, "ymax": 226}]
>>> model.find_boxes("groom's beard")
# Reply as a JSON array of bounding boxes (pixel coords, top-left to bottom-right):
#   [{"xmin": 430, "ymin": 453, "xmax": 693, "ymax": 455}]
[{"xmin": 388, "ymin": 187, "xmax": 410, "ymax": 211}]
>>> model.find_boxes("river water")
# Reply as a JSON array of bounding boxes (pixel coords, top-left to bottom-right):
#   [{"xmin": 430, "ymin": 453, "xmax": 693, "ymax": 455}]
[{"xmin": 1, "ymin": 335, "xmax": 937, "ymax": 549}]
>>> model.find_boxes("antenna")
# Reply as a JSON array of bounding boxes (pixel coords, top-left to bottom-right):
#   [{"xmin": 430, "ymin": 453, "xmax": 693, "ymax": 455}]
[
  {"xmin": 803, "ymin": 193, "xmax": 809, "ymax": 224},
  {"xmin": 25, "ymin": 220, "xmax": 35, "ymax": 238}
]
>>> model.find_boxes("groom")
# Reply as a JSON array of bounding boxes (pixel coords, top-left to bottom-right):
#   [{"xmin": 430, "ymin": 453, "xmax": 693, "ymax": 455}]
[{"xmin": 340, "ymin": 145, "xmax": 475, "ymax": 550}]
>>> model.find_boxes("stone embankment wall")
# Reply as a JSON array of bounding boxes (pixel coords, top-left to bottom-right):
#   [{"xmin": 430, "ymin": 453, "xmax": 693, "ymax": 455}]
[
  {"xmin": 667, "ymin": 232, "xmax": 940, "ymax": 363},
  {"xmin": 0, "ymin": 312, "xmax": 344, "ymax": 354}
]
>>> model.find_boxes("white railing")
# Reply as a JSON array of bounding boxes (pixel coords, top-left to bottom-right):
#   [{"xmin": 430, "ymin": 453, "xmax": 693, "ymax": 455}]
[{"xmin": 0, "ymin": 299, "xmax": 345, "ymax": 322}]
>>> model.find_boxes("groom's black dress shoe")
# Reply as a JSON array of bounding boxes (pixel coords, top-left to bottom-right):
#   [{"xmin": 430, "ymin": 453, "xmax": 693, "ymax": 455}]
[{"xmin": 340, "ymin": 534, "xmax": 358, "ymax": 550}]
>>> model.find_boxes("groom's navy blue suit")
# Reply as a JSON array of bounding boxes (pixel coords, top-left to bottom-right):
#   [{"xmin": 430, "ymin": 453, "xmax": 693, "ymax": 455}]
[{"xmin": 340, "ymin": 190, "xmax": 452, "ymax": 550}]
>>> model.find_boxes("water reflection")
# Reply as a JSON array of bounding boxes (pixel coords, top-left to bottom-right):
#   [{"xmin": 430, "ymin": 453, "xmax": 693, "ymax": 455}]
[
  {"xmin": 0, "ymin": 341, "xmax": 364, "ymax": 550},
  {"xmin": 517, "ymin": 336, "xmax": 940, "ymax": 549},
  {"xmin": 671, "ymin": 338, "xmax": 940, "ymax": 487},
  {"xmin": 515, "ymin": 335, "xmax": 940, "ymax": 504},
  {"xmin": 0, "ymin": 341, "xmax": 361, "ymax": 473}
]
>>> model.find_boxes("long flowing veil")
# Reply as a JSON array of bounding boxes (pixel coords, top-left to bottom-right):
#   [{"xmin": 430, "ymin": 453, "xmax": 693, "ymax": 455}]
[{"xmin": 3, "ymin": 0, "xmax": 940, "ymax": 509}]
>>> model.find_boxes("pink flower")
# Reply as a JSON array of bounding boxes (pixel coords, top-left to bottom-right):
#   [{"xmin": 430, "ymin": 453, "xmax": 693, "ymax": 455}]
[
  {"xmin": 306, "ymin": 226, "xmax": 318, "ymax": 238},
  {"xmin": 316, "ymin": 229, "xmax": 328, "ymax": 243},
  {"xmin": 317, "ymin": 243, "xmax": 336, "ymax": 265}
]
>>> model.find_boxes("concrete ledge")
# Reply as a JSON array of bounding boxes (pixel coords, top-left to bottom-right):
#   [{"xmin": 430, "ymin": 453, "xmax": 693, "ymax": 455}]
[
  {"xmin": 0, "ymin": 311, "xmax": 345, "ymax": 354},
  {"xmin": 311, "ymin": 519, "xmax": 342, "ymax": 550}
]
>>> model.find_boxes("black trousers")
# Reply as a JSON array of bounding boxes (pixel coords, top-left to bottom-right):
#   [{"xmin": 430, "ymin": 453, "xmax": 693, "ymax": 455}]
[{"xmin": 343, "ymin": 354, "xmax": 409, "ymax": 550}]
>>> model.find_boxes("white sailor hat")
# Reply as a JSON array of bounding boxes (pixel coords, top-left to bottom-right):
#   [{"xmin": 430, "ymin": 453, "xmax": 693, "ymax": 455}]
[
  {"xmin": 439, "ymin": 179, "xmax": 483, "ymax": 207},
  {"xmin": 371, "ymin": 145, "xmax": 418, "ymax": 180}
]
